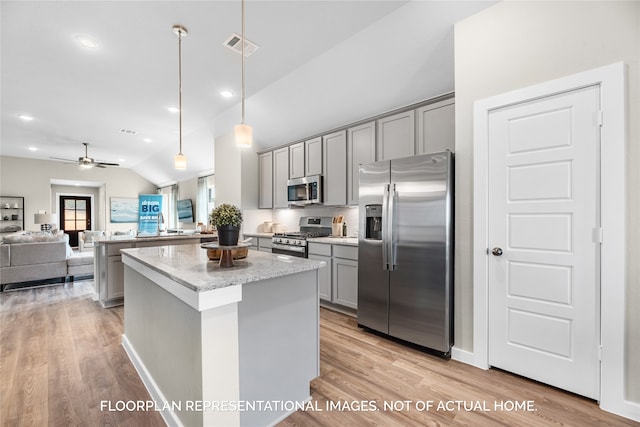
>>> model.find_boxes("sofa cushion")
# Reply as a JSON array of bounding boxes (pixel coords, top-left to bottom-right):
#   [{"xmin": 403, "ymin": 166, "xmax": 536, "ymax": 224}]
[
  {"xmin": 3, "ymin": 233, "xmax": 67, "ymax": 244},
  {"xmin": 10, "ymin": 241, "xmax": 67, "ymax": 266},
  {"xmin": 1, "ymin": 262, "xmax": 67, "ymax": 284},
  {"xmin": 0, "ymin": 245, "xmax": 9, "ymax": 268},
  {"xmin": 67, "ymin": 252, "xmax": 94, "ymax": 267}
]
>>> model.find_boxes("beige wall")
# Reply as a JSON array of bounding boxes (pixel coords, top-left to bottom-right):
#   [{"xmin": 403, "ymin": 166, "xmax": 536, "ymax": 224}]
[
  {"xmin": 0, "ymin": 156, "xmax": 156, "ymax": 233},
  {"xmin": 455, "ymin": 1, "xmax": 639, "ymax": 402}
]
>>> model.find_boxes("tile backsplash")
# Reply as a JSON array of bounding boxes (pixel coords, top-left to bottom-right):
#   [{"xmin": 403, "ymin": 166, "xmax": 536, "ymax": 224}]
[{"xmin": 242, "ymin": 206, "xmax": 359, "ymax": 237}]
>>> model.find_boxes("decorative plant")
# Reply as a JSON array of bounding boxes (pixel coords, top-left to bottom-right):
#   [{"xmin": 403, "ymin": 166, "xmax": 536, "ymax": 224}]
[{"xmin": 209, "ymin": 204, "xmax": 243, "ymax": 228}]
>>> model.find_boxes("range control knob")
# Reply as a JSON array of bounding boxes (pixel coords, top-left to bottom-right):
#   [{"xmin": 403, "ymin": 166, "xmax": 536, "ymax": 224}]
[{"xmin": 286, "ymin": 239, "xmax": 290, "ymax": 244}]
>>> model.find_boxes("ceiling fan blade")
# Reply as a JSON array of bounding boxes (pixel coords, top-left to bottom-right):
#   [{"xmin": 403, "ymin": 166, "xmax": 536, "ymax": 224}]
[
  {"xmin": 95, "ymin": 164, "xmax": 107, "ymax": 168},
  {"xmin": 96, "ymin": 162, "xmax": 119, "ymax": 167},
  {"xmin": 50, "ymin": 156, "xmax": 77, "ymax": 162}
]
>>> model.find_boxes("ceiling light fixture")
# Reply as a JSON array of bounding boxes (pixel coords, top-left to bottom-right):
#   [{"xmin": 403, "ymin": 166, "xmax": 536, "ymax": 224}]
[
  {"xmin": 234, "ymin": 0, "xmax": 252, "ymax": 147},
  {"xmin": 167, "ymin": 106, "xmax": 180, "ymax": 113},
  {"xmin": 74, "ymin": 34, "xmax": 99, "ymax": 49},
  {"xmin": 28, "ymin": 146, "xmax": 38, "ymax": 151},
  {"xmin": 172, "ymin": 25, "xmax": 188, "ymax": 170},
  {"xmin": 143, "ymin": 138, "xmax": 152, "ymax": 143},
  {"xmin": 18, "ymin": 114, "xmax": 34, "ymax": 121},
  {"xmin": 220, "ymin": 90, "xmax": 233, "ymax": 98}
]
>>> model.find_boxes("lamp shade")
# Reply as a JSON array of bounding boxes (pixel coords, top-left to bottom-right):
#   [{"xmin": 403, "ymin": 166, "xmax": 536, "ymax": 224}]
[
  {"xmin": 174, "ymin": 153, "xmax": 187, "ymax": 170},
  {"xmin": 34, "ymin": 213, "xmax": 57, "ymax": 224},
  {"xmin": 235, "ymin": 123, "xmax": 253, "ymax": 147}
]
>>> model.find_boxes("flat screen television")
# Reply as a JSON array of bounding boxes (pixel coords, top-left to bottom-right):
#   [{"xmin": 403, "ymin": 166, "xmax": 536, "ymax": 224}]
[{"xmin": 176, "ymin": 199, "xmax": 194, "ymax": 223}]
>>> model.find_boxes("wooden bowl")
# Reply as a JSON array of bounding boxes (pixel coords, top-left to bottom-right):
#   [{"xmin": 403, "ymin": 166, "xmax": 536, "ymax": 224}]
[{"xmin": 206, "ymin": 247, "xmax": 249, "ymax": 260}]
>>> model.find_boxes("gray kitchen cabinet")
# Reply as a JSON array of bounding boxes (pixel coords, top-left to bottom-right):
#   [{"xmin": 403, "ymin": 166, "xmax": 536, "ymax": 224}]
[
  {"xmin": 309, "ymin": 242, "xmax": 332, "ymax": 301},
  {"xmin": 258, "ymin": 151, "xmax": 273, "ymax": 209},
  {"xmin": 332, "ymin": 245, "xmax": 358, "ymax": 309},
  {"xmin": 106, "ymin": 255, "xmax": 126, "ymax": 300},
  {"xmin": 322, "ymin": 130, "xmax": 347, "ymax": 206},
  {"xmin": 96, "ymin": 241, "xmax": 133, "ymax": 307},
  {"xmin": 347, "ymin": 121, "xmax": 376, "ymax": 206},
  {"xmin": 376, "ymin": 110, "xmax": 415, "ymax": 161},
  {"xmin": 257, "ymin": 237, "xmax": 273, "ymax": 253},
  {"xmin": 305, "ymin": 137, "xmax": 323, "ymax": 176},
  {"xmin": 416, "ymin": 98, "xmax": 455, "ymax": 154},
  {"xmin": 273, "ymin": 147, "xmax": 289, "ymax": 208},
  {"xmin": 289, "ymin": 142, "xmax": 305, "ymax": 179}
]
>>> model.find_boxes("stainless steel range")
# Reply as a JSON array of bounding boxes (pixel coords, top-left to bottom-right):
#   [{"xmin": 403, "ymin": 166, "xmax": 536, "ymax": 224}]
[{"xmin": 271, "ymin": 216, "xmax": 333, "ymax": 258}]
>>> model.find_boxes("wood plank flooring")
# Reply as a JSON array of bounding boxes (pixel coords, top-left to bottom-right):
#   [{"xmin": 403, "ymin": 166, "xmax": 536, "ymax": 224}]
[{"xmin": 1, "ymin": 282, "xmax": 637, "ymax": 426}]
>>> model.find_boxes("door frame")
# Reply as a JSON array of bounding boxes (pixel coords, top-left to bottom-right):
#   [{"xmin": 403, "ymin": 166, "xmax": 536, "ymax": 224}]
[
  {"xmin": 55, "ymin": 192, "xmax": 96, "ymax": 232},
  {"xmin": 473, "ymin": 63, "xmax": 627, "ymax": 415}
]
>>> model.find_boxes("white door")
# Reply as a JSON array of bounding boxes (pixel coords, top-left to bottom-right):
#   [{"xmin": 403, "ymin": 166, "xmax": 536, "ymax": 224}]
[{"xmin": 488, "ymin": 85, "xmax": 601, "ymax": 399}]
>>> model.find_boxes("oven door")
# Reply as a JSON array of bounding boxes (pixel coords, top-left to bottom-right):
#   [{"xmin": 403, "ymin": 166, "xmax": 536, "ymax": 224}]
[{"xmin": 272, "ymin": 243, "xmax": 307, "ymax": 258}]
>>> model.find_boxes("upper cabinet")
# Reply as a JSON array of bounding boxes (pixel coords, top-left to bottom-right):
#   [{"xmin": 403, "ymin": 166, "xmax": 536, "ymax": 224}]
[
  {"xmin": 347, "ymin": 121, "xmax": 376, "ymax": 206},
  {"xmin": 289, "ymin": 142, "xmax": 305, "ymax": 179},
  {"xmin": 257, "ymin": 95, "xmax": 454, "ymax": 210},
  {"xmin": 322, "ymin": 130, "xmax": 347, "ymax": 206},
  {"xmin": 305, "ymin": 137, "xmax": 323, "ymax": 176},
  {"xmin": 376, "ymin": 110, "xmax": 415, "ymax": 161},
  {"xmin": 416, "ymin": 98, "xmax": 455, "ymax": 155},
  {"xmin": 258, "ymin": 152, "xmax": 273, "ymax": 209},
  {"xmin": 258, "ymin": 151, "xmax": 273, "ymax": 209},
  {"xmin": 273, "ymin": 147, "xmax": 289, "ymax": 209}
]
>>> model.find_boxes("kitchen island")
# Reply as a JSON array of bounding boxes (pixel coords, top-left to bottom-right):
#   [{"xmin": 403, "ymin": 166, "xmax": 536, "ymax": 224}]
[
  {"xmin": 93, "ymin": 233, "xmax": 215, "ymax": 307},
  {"xmin": 120, "ymin": 244, "xmax": 325, "ymax": 427}
]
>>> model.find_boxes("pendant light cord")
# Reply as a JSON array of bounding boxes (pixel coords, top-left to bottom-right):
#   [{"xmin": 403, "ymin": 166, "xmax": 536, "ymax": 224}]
[
  {"xmin": 178, "ymin": 29, "xmax": 184, "ymax": 154},
  {"xmin": 241, "ymin": 0, "xmax": 246, "ymax": 125}
]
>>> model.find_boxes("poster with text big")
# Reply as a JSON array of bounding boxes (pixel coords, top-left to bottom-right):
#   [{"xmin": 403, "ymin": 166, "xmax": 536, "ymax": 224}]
[{"xmin": 138, "ymin": 194, "xmax": 163, "ymax": 235}]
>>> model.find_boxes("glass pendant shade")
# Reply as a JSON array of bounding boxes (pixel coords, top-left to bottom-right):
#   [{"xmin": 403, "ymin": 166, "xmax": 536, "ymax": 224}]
[
  {"xmin": 174, "ymin": 153, "xmax": 187, "ymax": 170},
  {"xmin": 235, "ymin": 123, "xmax": 253, "ymax": 147}
]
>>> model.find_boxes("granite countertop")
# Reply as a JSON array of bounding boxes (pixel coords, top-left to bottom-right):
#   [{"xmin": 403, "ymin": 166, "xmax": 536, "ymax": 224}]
[
  {"xmin": 94, "ymin": 233, "xmax": 209, "ymax": 244},
  {"xmin": 308, "ymin": 236, "xmax": 358, "ymax": 246},
  {"xmin": 242, "ymin": 232, "xmax": 274, "ymax": 238},
  {"xmin": 121, "ymin": 243, "xmax": 325, "ymax": 292}
]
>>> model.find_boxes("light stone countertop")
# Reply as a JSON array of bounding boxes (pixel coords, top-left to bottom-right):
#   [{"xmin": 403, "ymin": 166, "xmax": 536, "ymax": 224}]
[
  {"xmin": 120, "ymin": 243, "xmax": 325, "ymax": 292},
  {"xmin": 94, "ymin": 233, "xmax": 210, "ymax": 245},
  {"xmin": 308, "ymin": 236, "xmax": 358, "ymax": 246},
  {"xmin": 242, "ymin": 232, "xmax": 274, "ymax": 238}
]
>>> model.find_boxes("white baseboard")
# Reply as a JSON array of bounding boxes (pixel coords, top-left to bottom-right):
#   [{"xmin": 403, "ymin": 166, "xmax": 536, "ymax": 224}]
[
  {"xmin": 121, "ymin": 334, "xmax": 181, "ymax": 427},
  {"xmin": 451, "ymin": 346, "xmax": 479, "ymax": 367},
  {"xmin": 601, "ymin": 399, "xmax": 640, "ymax": 423}
]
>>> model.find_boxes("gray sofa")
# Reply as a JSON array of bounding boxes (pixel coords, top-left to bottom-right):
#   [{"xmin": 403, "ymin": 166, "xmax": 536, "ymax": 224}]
[{"xmin": 0, "ymin": 233, "xmax": 94, "ymax": 290}]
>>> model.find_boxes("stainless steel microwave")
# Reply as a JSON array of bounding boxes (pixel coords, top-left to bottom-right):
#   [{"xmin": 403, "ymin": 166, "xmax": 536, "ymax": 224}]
[{"xmin": 287, "ymin": 175, "xmax": 322, "ymax": 206}]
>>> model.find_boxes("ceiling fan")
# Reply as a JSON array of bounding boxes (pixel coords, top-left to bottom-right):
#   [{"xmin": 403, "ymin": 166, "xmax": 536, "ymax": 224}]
[{"xmin": 51, "ymin": 143, "xmax": 120, "ymax": 168}]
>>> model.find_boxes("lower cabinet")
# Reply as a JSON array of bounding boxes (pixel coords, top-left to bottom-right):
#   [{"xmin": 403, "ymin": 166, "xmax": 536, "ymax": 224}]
[
  {"xmin": 106, "ymin": 255, "xmax": 125, "ymax": 299},
  {"xmin": 257, "ymin": 237, "xmax": 273, "ymax": 253},
  {"xmin": 309, "ymin": 253, "xmax": 332, "ymax": 300},
  {"xmin": 309, "ymin": 242, "xmax": 358, "ymax": 309}
]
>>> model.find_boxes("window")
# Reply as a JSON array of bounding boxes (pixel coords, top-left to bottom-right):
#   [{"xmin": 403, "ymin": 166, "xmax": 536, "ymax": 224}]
[
  {"xmin": 197, "ymin": 175, "xmax": 215, "ymax": 226},
  {"xmin": 157, "ymin": 185, "xmax": 177, "ymax": 229}
]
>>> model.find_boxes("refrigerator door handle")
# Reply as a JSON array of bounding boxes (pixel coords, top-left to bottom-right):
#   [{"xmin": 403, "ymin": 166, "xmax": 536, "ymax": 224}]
[
  {"xmin": 382, "ymin": 184, "xmax": 390, "ymax": 270},
  {"xmin": 388, "ymin": 183, "xmax": 397, "ymax": 271}
]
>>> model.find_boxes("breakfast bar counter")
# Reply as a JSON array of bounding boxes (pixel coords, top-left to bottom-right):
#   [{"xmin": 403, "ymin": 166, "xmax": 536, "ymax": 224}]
[{"xmin": 120, "ymin": 245, "xmax": 325, "ymax": 427}]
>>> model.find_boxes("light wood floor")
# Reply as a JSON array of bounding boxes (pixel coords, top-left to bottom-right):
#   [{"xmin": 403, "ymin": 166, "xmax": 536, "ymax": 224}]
[{"xmin": 1, "ymin": 282, "xmax": 637, "ymax": 427}]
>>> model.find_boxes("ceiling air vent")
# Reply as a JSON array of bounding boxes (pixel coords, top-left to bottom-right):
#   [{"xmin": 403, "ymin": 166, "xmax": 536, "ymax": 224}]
[{"xmin": 223, "ymin": 33, "xmax": 259, "ymax": 57}]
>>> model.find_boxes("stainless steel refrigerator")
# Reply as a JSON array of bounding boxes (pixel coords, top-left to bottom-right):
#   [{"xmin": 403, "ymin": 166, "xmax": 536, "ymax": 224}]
[{"xmin": 357, "ymin": 151, "xmax": 454, "ymax": 355}]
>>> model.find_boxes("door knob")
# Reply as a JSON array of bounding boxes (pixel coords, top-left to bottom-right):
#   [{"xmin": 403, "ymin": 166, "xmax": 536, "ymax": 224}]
[{"xmin": 492, "ymin": 247, "xmax": 503, "ymax": 256}]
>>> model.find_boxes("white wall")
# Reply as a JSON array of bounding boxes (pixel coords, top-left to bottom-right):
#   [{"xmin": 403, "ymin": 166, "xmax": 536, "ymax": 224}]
[
  {"xmin": 0, "ymin": 156, "xmax": 156, "ymax": 233},
  {"xmin": 455, "ymin": 1, "xmax": 639, "ymax": 403}
]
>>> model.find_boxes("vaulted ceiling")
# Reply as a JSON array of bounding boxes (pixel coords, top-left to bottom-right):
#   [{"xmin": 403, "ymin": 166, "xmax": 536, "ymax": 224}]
[{"xmin": 1, "ymin": 1, "xmax": 494, "ymax": 186}]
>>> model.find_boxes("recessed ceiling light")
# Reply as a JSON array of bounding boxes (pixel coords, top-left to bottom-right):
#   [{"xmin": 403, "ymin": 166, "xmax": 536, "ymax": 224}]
[
  {"xmin": 18, "ymin": 114, "xmax": 34, "ymax": 121},
  {"xmin": 167, "ymin": 106, "xmax": 180, "ymax": 113},
  {"xmin": 220, "ymin": 90, "xmax": 233, "ymax": 98},
  {"xmin": 28, "ymin": 146, "xmax": 38, "ymax": 151},
  {"xmin": 118, "ymin": 158, "xmax": 126, "ymax": 163},
  {"xmin": 143, "ymin": 138, "xmax": 152, "ymax": 143},
  {"xmin": 74, "ymin": 34, "xmax": 99, "ymax": 49}
]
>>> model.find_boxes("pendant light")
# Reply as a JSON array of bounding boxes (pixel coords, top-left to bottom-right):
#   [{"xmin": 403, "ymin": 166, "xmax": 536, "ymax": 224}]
[
  {"xmin": 173, "ymin": 25, "xmax": 188, "ymax": 169},
  {"xmin": 235, "ymin": 0, "xmax": 252, "ymax": 147}
]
